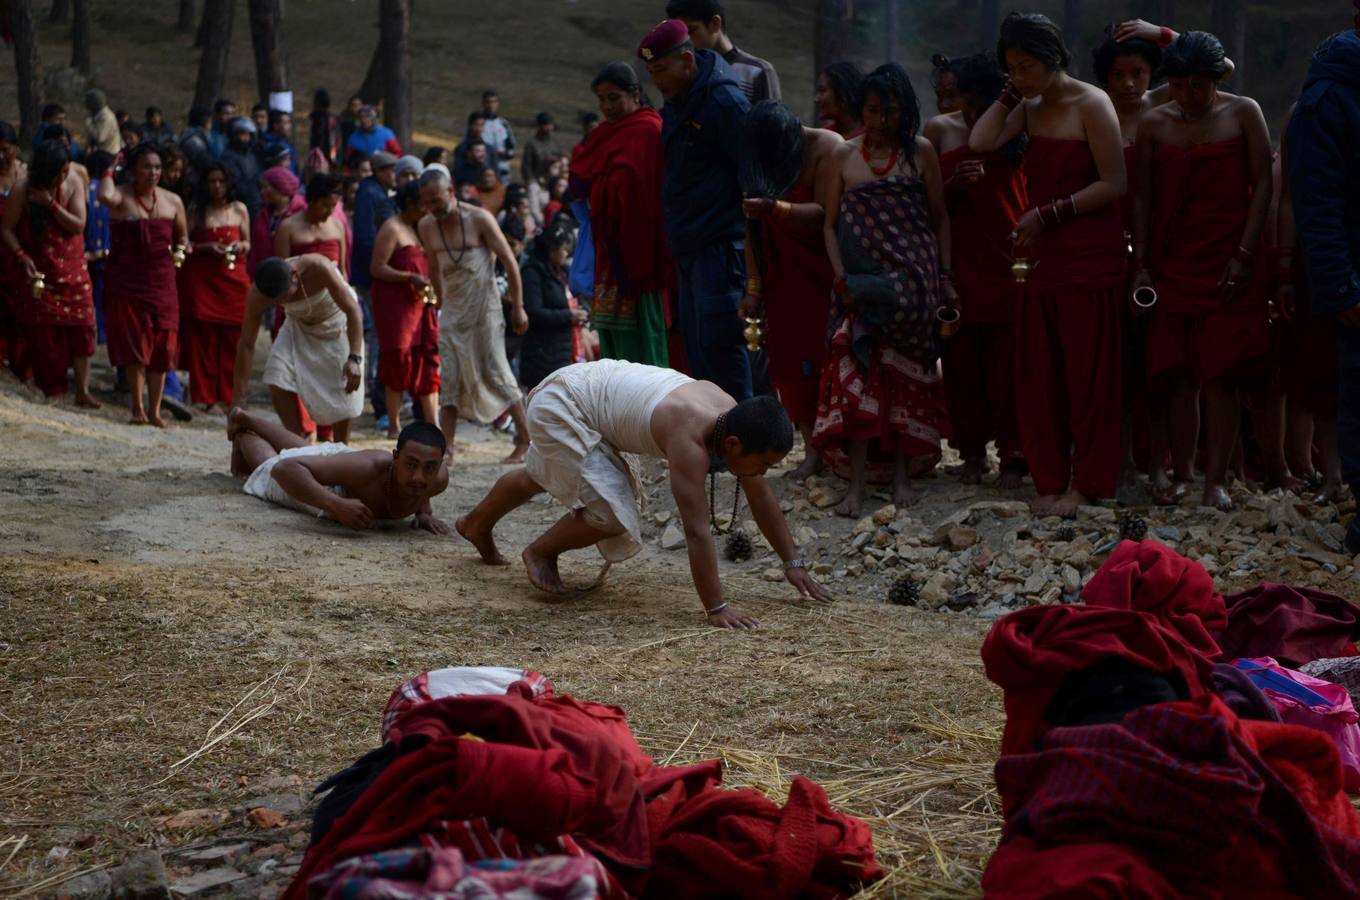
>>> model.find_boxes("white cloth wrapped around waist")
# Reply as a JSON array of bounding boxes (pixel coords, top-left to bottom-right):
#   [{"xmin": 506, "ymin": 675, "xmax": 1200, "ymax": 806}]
[
  {"xmin": 264, "ymin": 285, "xmax": 364, "ymax": 426},
  {"xmin": 523, "ymin": 377, "xmax": 649, "ymax": 563},
  {"xmin": 242, "ymin": 442, "xmax": 356, "ymax": 517}
]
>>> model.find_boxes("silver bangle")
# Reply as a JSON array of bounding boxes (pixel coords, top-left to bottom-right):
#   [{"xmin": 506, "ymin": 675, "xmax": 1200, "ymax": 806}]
[
  {"xmin": 705, "ymin": 602, "xmax": 729, "ymax": 616},
  {"xmin": 784, "ymin": 558, "xmax": 806, "ymax": 571}
]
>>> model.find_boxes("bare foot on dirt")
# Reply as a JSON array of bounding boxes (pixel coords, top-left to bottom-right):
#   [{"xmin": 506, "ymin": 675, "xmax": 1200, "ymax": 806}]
[
  {"xmin": 148, "ymin": 414, "xmax": 170, "ymax": 429},
  {"xmin": 129, "ymin": 413, "xmax": 150, "ymax": 426},
  {"xmin": 1266, "ymin": 472, "xmax": 1308, "ymax": 496},
  {"xmin": 893, "ymin": 479, "xmax": 921, "ymax": 508},
  {"xmin": 1315, "ymin": 478, "xmax": 1345, "ymax": 505},
  {"xmin": 501, "ymin": 443, "xmax": 529, "ymax": 465},
  {"xmin": 74, "ymin": 392, "xmax": 102, "ymax": 409},
  {"xmin": 784, "ymin": 453, "xmax": 824, "ymax": 482},
  {"xmin": 456, "ymin": 514, "xmax": 509, "ymax": 565},
  {"xmin": 834, "ymin": 489, "xmax": 864, "ymax": 518},
  {"xmin": 1052, "ymin": 489, "xmax": 1087, "ymax": 518},
  {"xmin": 951, "ymin": 458, "xmax": 985, "ymax": 486},
  {"xmin": 522, "ymin": 546, "xmax": 564, "ymax": 593},
  {"xmin": 1203, "ymin": 483, "xmax": 1234, "ymax": 511},
  {"xmin": 1030, "ymin": 494, "xmax": 1062, "ymax": 517}
]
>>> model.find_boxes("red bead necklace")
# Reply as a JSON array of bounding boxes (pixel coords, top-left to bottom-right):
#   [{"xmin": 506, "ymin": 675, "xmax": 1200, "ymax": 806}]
[{"xmin": 861, "ymin": 141, "xmax": 900, "ymax": 177}]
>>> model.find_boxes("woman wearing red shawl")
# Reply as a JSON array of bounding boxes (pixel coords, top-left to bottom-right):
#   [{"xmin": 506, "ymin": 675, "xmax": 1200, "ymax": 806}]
[
  {"xmin": 0, "ymin": 140, "xmax": 97, "ymax": 404},
  {"xmin": 737, "ymin": 101, "xmax": 842, "ymax": 481},
  {"xmin": 1132, "ymin": 32, "xmax": 1280, "ymax": 511},
  {"xmin": 815, "ymin": 64, "xmax": 955, "ymax": 517},
  {"xmin": 100, "ymin": 143, "xmax": 190, "ymax": 427},
  {"xmin": 970, "ymin": 12, "xmax": 1128, "ymax": 518},
  {"xmin": 568, "ymin": 64, "xmax": 668, "ymax": 367},
  {"xmin": 250, "ymin": 167, "xmax": 306, "ymax": 277},
  {"xmin": 370, "ymin": 181, "xmax": 439, "ymax": 438},
  {"xmin": 925, "ymin": 53, "xmax": 1028, "ymax": 489},
  {"xmin": 180, "ymin": 162, "xmax": 251, "ymax": 411}
]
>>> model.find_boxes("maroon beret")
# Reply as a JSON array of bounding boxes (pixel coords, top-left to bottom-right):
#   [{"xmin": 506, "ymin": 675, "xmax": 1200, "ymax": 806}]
[{"xmin": 638, "ymin": 19, "xmax": 690, "ymax": 62}]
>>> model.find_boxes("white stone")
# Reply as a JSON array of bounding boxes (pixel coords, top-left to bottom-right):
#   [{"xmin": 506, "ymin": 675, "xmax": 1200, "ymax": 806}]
[{"xmin": 660, "ymin": 522, "xmax": 686, "ymax": 551}]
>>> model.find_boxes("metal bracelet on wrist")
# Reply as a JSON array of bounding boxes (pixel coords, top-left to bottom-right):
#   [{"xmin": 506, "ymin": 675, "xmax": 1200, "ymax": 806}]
[
  {"xmin": 347, "ymin": 352, "xmax": 363, "ymax": 364},
  {"xmin": 705, "ymin": 602, "xmax": 729, "ymax": 617},
  {"xmin": 784, "ymin": 558, "xmax": 806, "ymax": 571}
]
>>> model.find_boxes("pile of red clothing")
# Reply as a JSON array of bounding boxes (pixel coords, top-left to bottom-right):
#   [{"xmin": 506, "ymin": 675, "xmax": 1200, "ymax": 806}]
[
  {"xmin": 980, "ymin": 540, "xmax": 1360, "ymax": 898},
  {"xmin": 285, "ymin": 668, "xmax": 882, "ymax": 899}
]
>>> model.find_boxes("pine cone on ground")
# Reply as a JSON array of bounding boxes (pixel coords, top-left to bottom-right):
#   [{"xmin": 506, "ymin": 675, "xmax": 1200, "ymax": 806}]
[
  {"xmin": 723, "ymin": 530, "xmax": 753, "ymax": 562},
  {"xmin": 1055, "ymin": 524, "xmax": 1076, "ymax": 543},
  {"xmin": 888, "ymin": 575, "xmax": 921, "ymax": 606},
  {"xmin": 1119, "ymin": 511, "xmax": 1148, "ymax": 543}
]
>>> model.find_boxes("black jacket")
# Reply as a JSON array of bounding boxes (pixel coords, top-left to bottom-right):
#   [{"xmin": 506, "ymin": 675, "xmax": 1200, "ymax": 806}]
[{"xmin": 519, "ymin": 255, "xmax": 575, "ymax": 389}]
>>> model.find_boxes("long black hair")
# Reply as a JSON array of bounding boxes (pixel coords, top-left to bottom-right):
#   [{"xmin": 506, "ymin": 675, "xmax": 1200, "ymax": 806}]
[
  {"xmin": 738, "ymin": 101, "xmax": 804, "ymax": 290},
  {"xmin": 0, "ymin": 121, "xmax": 18, "ymax": 150},
  {"xmin": 394, "ymin": 178, "xmax": 422, "ymax": 213},
  {"xmin": 997, "ymin": 12, "xmax": 1071, "ymax": 72},
  {"xmin": 1161, "ymin": 31, "xmax": 1229, "ymax": 80},
  {"xmin": 28, "ymin": 140, "xmax": 70, "ymax": 243},
  {"xmin": 860, "ymin": 63, "xmax": 921, "ymax": 165},
  {"xmin": 1091, "ymin": 31, "xmax": 1162, "ymax": 86},
  {"xmin": 192, "ymin": 161, "xmax": 237, "ymax": 224},
  {"xmin": 820, "ymin": 61, "xmax": 864, "ymax": 117},
  {"xmin": 954, "ymin": 53, "xmax": 1027, "ymax": 166},
  {"xmin": 528, "ymin": 218, "xmax": 576, "ymax": 270}
]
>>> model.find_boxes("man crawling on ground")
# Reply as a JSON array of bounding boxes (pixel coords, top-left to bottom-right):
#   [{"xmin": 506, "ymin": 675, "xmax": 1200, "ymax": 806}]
[{"xmin": 229, "ymin": 408, "xmax": 451, "ymax": 533}]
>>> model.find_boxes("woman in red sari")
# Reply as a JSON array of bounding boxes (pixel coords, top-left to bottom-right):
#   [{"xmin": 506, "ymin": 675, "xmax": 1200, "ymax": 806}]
[
  {"xmin": 370, "ymin": 180, "xmax": 439, "ymax": 438},
  {"xmin": 970, "ymin": 12, "xmax": 1128, "ymax": 518},
  {"xmin": 815, "ymin": 64, "xmax": 956, "ymax": 516},
  {"xmin": 180, "ymin": 162, "xmax": 251, "ymax": 411},
  {"xmin": 738, "ymin": 101, "xmax": 843, "ymax": 481},
  {"xmin": 925, "ymin": 53, "xmax": 1028, "ymax": 489},
  {"xmin": 1131, "ymin": 32, "xmax": 1278, "ymax": 511},
  {"xmin": 0, "ymin": 139, "xmax": 97, "ymax": 404},
  {"xmin": 568, "ymin": 63, "xmax": 669, "ymax": 367}
]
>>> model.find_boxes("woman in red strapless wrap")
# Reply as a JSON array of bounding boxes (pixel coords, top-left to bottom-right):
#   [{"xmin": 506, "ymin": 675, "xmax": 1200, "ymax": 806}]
[
  {"xmin": 370, "ymin": 181, "xmax": 439, "ymax": 438},
  {"xmin": 926, "ymin": 53, "xmax": 1028, "ymax": 489},
  {"xmin": 1131, "ymin": 32, "xmax": 1279, "ymax": 511},
  {"xmin": 738, "ymin": 101, "xmax": 844, "ymax": 482},
  {"xmin": 970, "ymin": 12, "xmax": 1128, "ymax": 518},
  {"xmin": 180, "ymin": 162, "xmax": 251, "ymax": 410}
]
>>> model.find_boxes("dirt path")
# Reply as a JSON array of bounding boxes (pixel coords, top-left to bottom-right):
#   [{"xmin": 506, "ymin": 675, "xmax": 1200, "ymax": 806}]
[{"xmin": 0, "ymin": 371, "xmax": 1000, "ymax": 897}]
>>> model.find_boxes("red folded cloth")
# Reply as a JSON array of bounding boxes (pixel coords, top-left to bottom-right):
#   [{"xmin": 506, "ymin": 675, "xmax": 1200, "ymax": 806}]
[{"xmin": 1215, "ymin": 583, "xmax": 1360, "ymax": 668}]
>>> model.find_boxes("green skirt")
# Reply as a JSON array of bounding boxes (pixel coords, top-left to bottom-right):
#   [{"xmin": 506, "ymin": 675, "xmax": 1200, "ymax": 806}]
[{"xmin": 595, "ymin": 291, "xmax": 668, "ymax": 368}]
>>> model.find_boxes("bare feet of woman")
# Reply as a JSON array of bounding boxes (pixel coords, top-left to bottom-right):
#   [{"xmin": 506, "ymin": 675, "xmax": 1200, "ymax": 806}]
[
  {"xmin": 1266, "ymin": 472, "xmax": 1308, "ymax": 496},
  {"xmin": 1315, "ymin": 477, "xmax": 1345, "ymax": 505},
  {"xmin": 501, "ymin": 442, "xmax": 529, "ymax": 465},
  {"xmin": 148, "ymin": 414, "xmax": 170, "ymax": 429},
  {"xmin": 522, "ymin": 546, "xmax": 564, "ymax": 593},
  {"xmin": 455, "ymin": 514, "xmax": 510, "ymax": 565},
  {"xmin": 834, "ymin": 489, "xmax": 864, "ymax": 518},
  {"xmin": 1150, "ymin": 471, "xmax": 1190, "ymax": 506},
  {"xmin": 74, "ymin": 392, "xmax": 103, "ymax": 409},
  {"xmin": 1051, "ymin": 489, "xmax": 1087, "ymax": 518},
  {"xmin": 128, "ymin": 413, "xmax": 150, "ymax": 426},
  {"xmin": 952, "ymin": 458, "xmax": 985, "ymax": 486},
  {"xmin": 784, "ymin": 452, "xmax": 824, "ymax": 482},
  {"xmin": 892, "ymin": 478, "xmax": 921, "ymax": 508},
  {"xmin": 1203, "ymin": 483, "xmax": 1234, "ymax": 511}
]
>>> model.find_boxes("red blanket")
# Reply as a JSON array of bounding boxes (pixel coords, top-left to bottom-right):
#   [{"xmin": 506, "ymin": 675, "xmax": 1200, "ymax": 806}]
[
  {"xmin": 983, "ymin": 696, "xmax": 1360, "ymax": 899},
  {"xmin": 1214, "ymin": 583, "xmax": 1360, "ymax": 668}
]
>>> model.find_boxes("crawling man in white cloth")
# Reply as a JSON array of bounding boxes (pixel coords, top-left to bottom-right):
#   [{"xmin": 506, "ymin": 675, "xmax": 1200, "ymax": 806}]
[
  {"xmin": 456, "ymin": 359, "xmax": 831, "ymax": 629},
  {"xmin": 229, "ymin": 408, "xmax": 451, "ymax": 533}
]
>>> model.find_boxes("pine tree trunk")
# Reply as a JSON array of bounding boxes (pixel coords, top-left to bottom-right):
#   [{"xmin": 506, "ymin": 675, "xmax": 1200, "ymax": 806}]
[
  {"xmin": 1211, "ymin": 0, "xmax": 1247, "ymax": 93},
  {"xmin": 48, "ymin": 0, "xmax": 69, "ymax": 24},
  {"xmin": 248, "ymin": 0, "xmax": 288, "ymax": 106},
  {"xmin": 1062, "ymin": 0, "xmax": 1084, "ymax": 77},
  {"xmin": 883, "ymin": 0, "xmax": 898, "ymax": 64},
  {"xmin": 192, "ymin": 0, "xmax": 235, "ymax": 112},
  {"xmin": 814, "ymin": 0, "xmax": 854, "ymax": 101},
  {"xmin": 380, "ymin": 0, "xmax": 412, "ymax": 151},
  {"xmin": 177, "ymin": 0, "xmax": 196, "ymax": 34},
  {"xmin": 70, "ymin": 0, "xmax": 92, "ymax": 77},
  {"xmin": 977, "ymin": 0, "xmax": 1001, "ymax": 51},
  {"xmin": 194, "ymin": 1, "xmax": 210, "ymax": 48},
  {"xmin": 357, "ymin": 39, "xmax": 385, "ymax": 105},
  {"xmin": 13, "ymin": 0, "xmax": 43, "ymax": 145}
]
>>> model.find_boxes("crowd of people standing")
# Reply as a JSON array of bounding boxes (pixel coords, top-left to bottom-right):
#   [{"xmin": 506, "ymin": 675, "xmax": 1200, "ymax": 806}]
[{"xmin": 1, "ymin": 0, "xmax": 1359, "ymax": 542}]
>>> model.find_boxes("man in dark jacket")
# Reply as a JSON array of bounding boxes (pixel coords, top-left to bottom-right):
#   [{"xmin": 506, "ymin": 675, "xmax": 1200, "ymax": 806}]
[
  {"xmin": 1288, "ymin": 9, "xmax": 1360, "ymax": 551},
  {"xmin": 222, "ymin": 117, "xmax": 264, "ymax": 222},
  {"xmin": 641, "ymin": 18, "xmax": 752, "ymax": 400}
]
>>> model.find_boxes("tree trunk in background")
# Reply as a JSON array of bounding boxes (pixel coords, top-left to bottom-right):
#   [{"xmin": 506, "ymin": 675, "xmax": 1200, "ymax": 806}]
[
  {"xmin": 13, "ymin": 0, "xmax": 42, "ymax": 145},
  {"xmin": 192, "ymin": 0, "xmax": 235, "ymax": 112},
  {"xmin": 357, "ymin": 41, "xmax": 385, "ymax": 105},
  {"xmin": 814, "ymin": 0, "xmax": 854, "ymax": 111},
  {"xmin": 71, "ymin": 0, "xmax": 92, "ymax": 78},
  {"xmin": 380, "ymin": 0, "xmax": 412, "ymax": 150},
  {"xmin": 977, "ymin": 0, "xmax": 1001, "ymax": 51},
  {"xmin": 1130, "ymin": 0, "xmax": 1175, "ymax": 22},
  {"xmin": 177, "ymin": 0, "xmax": 196, "ymax": 34},
  {"xmin": 48, "ymin": 0, "xmax": 69, "ymax": 24},
  {"xmin": 248, "ymin": 0, "xmax": 289, "ymax": 107},
  {"xmin": 195, "ymin": 1, "xmax": 210, "ymax": 48},
  {"xmin": 1211, "ymin": 0, "xmax": 1247, "ymax": 93},
  {"xmin": 884, "ymin": 0, "xmax": 898, "ymax": 64},
  {"xmin": 1062, "ymin": 0, "xmax": 1085, "ymax": 77}
]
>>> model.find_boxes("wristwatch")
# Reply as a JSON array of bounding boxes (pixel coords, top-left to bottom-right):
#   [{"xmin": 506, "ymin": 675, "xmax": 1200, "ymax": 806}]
[
  {"xmin": 347, "ymin": 352, "xmax": 363, "ymax": 364},
  {"xmin": 784, "ymin": 558, "xmax": 806, "ymax": 571}
]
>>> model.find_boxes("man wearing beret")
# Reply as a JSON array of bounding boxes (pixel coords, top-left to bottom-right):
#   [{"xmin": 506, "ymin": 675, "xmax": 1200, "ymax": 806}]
[{"xmin": 640, "ymin": 18, "xmax": 752, "ymax": 401}]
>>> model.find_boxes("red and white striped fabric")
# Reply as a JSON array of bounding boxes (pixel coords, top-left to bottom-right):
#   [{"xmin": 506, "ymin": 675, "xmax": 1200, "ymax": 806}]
[{"xmin": 381, "ymin": 666, "xmax": 554, "ymax": 743}]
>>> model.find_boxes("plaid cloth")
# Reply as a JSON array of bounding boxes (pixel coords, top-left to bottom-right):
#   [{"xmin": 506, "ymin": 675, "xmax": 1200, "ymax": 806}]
[
  {"xmin": 306, "ymin": 845, "xmax": 601, "ymax": 899},
  {"xmin": 988, "ymin": 696, "xmax": 1360, "ymax": 897}
]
